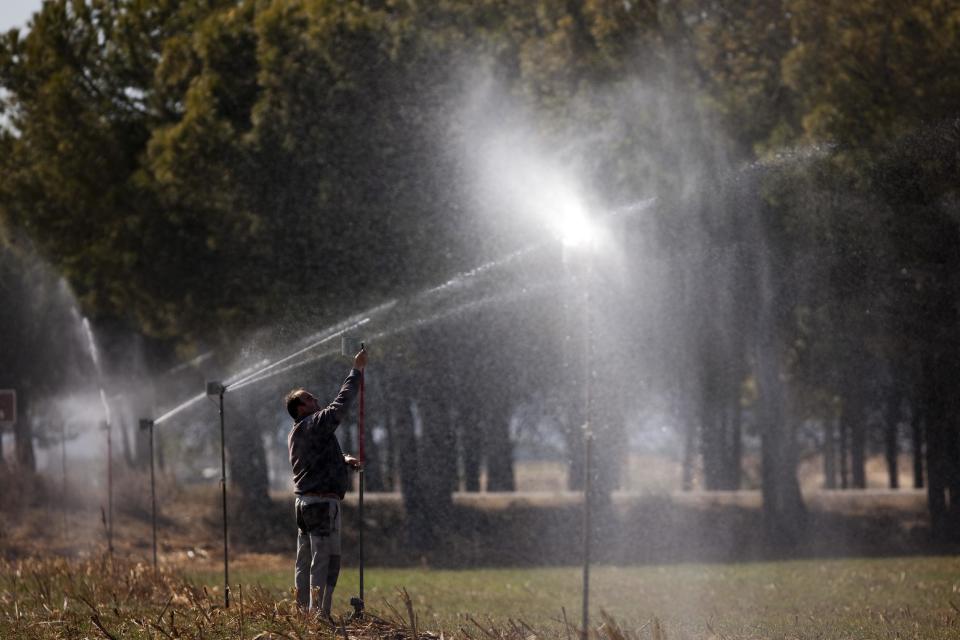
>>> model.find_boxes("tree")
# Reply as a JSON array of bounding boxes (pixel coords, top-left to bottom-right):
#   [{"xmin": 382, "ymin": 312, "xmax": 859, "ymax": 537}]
[{"xmin": 0, "ymin": 235, "xmax": 92, "ymax": 473}]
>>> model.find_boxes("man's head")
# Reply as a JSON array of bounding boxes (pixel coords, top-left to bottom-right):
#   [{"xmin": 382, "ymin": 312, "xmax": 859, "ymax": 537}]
[{"xmin": 285, "ymin": 388, "xmax": 320, "ymax": 420}]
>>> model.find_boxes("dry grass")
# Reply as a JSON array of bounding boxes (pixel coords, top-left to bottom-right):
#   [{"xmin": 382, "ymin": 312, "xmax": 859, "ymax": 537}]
[
  {"xmin": 0, "ymin": 556, "xmax": 653, "ymax": 640},
  {"xmin": 5, "ymin": 553, "xmax": 960, "ymax": 639}
]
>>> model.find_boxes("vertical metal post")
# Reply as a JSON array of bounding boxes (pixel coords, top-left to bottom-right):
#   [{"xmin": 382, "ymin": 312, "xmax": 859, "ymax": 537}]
[
  {"xmin": 359, "ymin": 368, "xmax": 365, "ymax": 605},
  {"xmin": 582, "ymin": 429, "xmax": 593, "ymax": 639},
  {"xmin": 581, "ymin": 259, "xmax": 594, "ymax": 640},
  {"xmin": 219, "ymin": 388, "xmax": 230, "ymax": 608},
  {"xmin": 141, "ymin": 419, "xmax": 158, "ymax": 572},
  {"xmin": 350, "ymin": 358, "xmax": 367, "ymax": 620},
  {"xmin": 563, "ymin": 243, "xmax": 595, "ymax": 640},
  {"xmin": 151, "ymin": 421, "xmax": 157, "ymax": 572},
  {"xmin": 61, "ymin": 422, "xmax": 68, "ymax": 534},
  {"xmin": 105, "ymin": 420, "xmax": 114, "ymax": 555}
]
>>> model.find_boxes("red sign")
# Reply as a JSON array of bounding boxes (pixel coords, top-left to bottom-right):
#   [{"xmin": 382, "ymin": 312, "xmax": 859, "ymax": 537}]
[{"xmin": 0, "ymin": 390, "xmax": 15, "ymax": 425}]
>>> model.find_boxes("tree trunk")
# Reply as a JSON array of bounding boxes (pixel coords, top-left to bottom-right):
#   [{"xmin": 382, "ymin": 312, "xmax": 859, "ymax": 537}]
[
  {"xmin": 755, "ymin": 321, "xmax": 806, "ymax": 545},
  {"xmin": 9, "ymin": 386, "xmax": 34, "ymax": 471},
  {"xmin": 701, "ymin": 415, "xmax": 723, "ymax": 490},
  {"xmin": 824, "ymin": 416, "xmax": 837, "ymax": 489},
  {"xmin": 921, "ymin": 355, "xmax": 960, "ymax": 540},
  {"xmin": 912, "ymin": 408, "xmax": 924, "ymax": 489},
  {"xmin": 135, "ymin": 420, "xmax": 151, "ymax": 469},
  {"xmin": 565, "ymin": 417, "xmax": 586, "ymax": 491},
  {"xmin": 225, "ymin": 395, "xmax": 270, "ymax": 515},
  {"xmin": 419, "ymin": 400, "xmax": 457, "ymax": 506},
  {"xmin": 884, "ymin": 395, "xmax": 900, "ymax": 489},
  {"xmin": 400, "ymin": 394, "xmax": 457, "ymax": 551},
  {"xmin": 156, "ymin": 429, "xmax": 165, "ymax": 471},
  {"xmin": 119, "ymin": 421, "xmax": 136, "ymax": 468},
  {"xmin": 726, "ymin": 399, "xmax": 743, "ymax": 490},
  {"xmin": 681, "ymin": 410, "xmax": 695, "ymax": 491},
  {"xmin": 13, "ymin": 396, "xmax": 35, "ymax": 472},
  {"xmin": 589, "ymin": 372, "xmax": 626, "ymax": 509},
  {"xmin": 460, "ymin": 411, "xmax": 482, "ymax": 492},
  {"xmin": 395, "ymin": 399, "xmax": 432, "ymax": 549},
  {"xmin": 848, "ymin": 396, "xmax": 867, "ymax": 489},
  {"xmin": 364, "ymin": 418, "xmax": 384, "ymax": 492},
  {"xmin": 592, "ymin": 416, "xmax": 625, "ymax": 516},
  {"xmin": 925, "ymin": 405, "xmax": 947, "ymax": 538},
  {"xmin": 839, "ymin": 417, "xmax": 849, "ymax": 489},
  {"xmin": 699, "ymin": 365, "xmax": 721, "ymax": 491},
  {"xmin": 384, "ymin": 411, "xmax": 397, "ymax": 491},
  {"xmin": 757, "ymin": 389, "xmax": 806, "ymax": 542},
  {"xmin": 946, "ymin": 413, "xmax": 960, "ymax": 537},
  {"xmin": 485, "ymin": 408, "xmax": 515, "ymax": 491},
  {"xmin": 699, "ymin": 356, "xmax": 742, "ymax": 491}
]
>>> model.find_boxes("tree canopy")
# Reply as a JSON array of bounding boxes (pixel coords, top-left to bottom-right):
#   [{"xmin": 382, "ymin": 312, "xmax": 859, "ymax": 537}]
[{"xmin": 3, "ymin": 0, "xmax": 960, "ymax": 542}]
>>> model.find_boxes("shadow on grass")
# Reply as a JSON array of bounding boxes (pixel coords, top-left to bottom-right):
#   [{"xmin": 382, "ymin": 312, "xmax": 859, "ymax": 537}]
[{"xmin": 224, "ymin": 491, "xmax": 959, "ymax": 568}]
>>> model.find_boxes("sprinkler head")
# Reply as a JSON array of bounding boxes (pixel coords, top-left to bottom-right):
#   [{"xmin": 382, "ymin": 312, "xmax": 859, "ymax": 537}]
[
  {"xmin": 349, "ymin": 596, "xmax": 364, "ymax": 620},
  {"xmin": 341, "ymin": 336, "xmax": 364, "ymax": 358},
  {"xmin": 206, "ymin": 381, "xmax": 225, "ymax": 396},
  {"xmin": 139, "ymin": 419, "xmax": 154, "ymax": 431}
]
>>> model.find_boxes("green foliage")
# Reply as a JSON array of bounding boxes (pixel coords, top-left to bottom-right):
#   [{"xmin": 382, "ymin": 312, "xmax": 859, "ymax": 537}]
[{"xmin": 3, "ymin": 0, "xmax": 960, "ymax": 534}]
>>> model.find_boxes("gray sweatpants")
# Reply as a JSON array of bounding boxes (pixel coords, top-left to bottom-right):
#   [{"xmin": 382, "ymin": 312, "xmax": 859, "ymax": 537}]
[{"xmin": 294, "ymin": 496, "xmax": 342, "ymax": 614}]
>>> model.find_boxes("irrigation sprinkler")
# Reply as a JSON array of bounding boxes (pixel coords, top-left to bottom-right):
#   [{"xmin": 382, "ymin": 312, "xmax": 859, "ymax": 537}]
[
  {"xmin": 140, "ymin": 419, "xmax": 158, "ymax": 572},
  {"xmin": 562, "ymin": 236, "xmax": 597, "ymax": 640},
  {"xmin": 206, "ymin": 381, "xmax": 230, "ymax": 608},
  {"xmin": 103, "ymin": 419, "xmax": 114, "ymax": 556},
  {"xmin": 581, "ymin": 426, "xmax": 593, "ymax": 640},
  {"xmin": 581, "ymin": 277, "xmax": 594, "ymax": 640},
  {"xmin": 60, "ymin": 421, "xmax": 68, "ymax": 535},
  {"xmin": 343, "ymin": 336, "xmax": 367, "ymax": 620}
]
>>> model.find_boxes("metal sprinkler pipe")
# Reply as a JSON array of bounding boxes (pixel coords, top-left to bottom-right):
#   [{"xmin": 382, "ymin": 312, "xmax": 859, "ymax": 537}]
[
  {"xmin": 581, "ymin": 426, "xmax": 593, "ymax": 640},
  {"xmin": 581, "ymin": 255, "xmax": 594, "ymax": 640},
  {"xmin": 104, "ymin": 420, "xmax": 114, "ymax": 556},
  {"xmin": 347, "ymin": 340, "xmax": 367, "ymax": 620},
  {"xmin": 207, "ymin": 381, "xmax": 230, "ymax": 608},
  {"xmin": 359, "ymin": 357, "xmax": 365, "ymax": 606},
  {"xmin": 61, "ymin": 422, "xmax": 68, "ymax": 535},
  {"xmin": 140, "ymin": 419, "xmax": 158, "ymax": 572}
]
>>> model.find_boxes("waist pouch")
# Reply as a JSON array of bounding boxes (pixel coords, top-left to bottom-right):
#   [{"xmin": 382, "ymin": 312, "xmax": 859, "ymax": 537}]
[{"xmin": 297, "ymin": 500, "xmax": 334, "ymax": 536}]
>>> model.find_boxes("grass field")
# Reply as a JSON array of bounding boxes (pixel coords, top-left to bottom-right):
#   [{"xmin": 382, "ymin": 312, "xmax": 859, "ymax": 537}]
[
  {"xmin": 186, "ymin": 556, "xmax": 960, "ymax": 638},
  {"xmin": 2, "ymin": 477, "xmax": 957, "ymax": 638},
  {"xmin": 3, "ymin": 553, "xmax": 960, "ymax": 638}
]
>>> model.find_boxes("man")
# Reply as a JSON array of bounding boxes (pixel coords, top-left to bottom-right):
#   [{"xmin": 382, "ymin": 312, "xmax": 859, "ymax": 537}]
[{"xmin": 285, "ymin": 347, "xmax": 367, "ymax": 617}]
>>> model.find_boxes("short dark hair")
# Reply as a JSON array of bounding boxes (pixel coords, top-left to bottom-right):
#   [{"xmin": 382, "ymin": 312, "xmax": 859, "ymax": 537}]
[{"xmin": 285, "ymin": 388, "xmax": 308, "ymax": 419}]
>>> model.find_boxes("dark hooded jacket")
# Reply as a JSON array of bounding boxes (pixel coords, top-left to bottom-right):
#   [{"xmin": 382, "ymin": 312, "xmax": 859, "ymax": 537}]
[{"xmin": 287, "ymin": 369, "xmax": 361, "ymax": 498}]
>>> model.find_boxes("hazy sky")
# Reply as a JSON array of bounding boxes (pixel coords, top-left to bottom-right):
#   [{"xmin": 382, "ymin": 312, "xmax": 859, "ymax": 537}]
[{"xmin": 2, "ymin": 0, "xmax": 41, "ymax": 32}]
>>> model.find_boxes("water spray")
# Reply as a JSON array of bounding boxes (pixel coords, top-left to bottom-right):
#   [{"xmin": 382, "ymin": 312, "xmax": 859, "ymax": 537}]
[
  {"xmin": 226, "ymin": 283, "xmax": 559, "ymax": 395},
  {"xmin": 224, "ymin": 313, "xmax": 380, "ymax": 392},
  {"xmin": 81, "ymin": 317, "xmax": 115, "ymax": 555},
  {"xmin": 206, "ymin": 381, "xmax": 230, "ymax": 608},
  {"xmin": 153, "ymin": 359, "xmax": 268, "ymax": 426},
  {"xmin": 139, "ymin": 419, "xmax": 158, "ymax": 572},
  {"xmin": 152, "ymin": 244, "xmax": 551, "ymax": 428}
]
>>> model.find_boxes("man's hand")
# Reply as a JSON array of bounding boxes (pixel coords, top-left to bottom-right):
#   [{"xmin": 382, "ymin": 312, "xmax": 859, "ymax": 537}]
[
  {"xmin": 344, "ymin": 454, "xmax": 362, "ymax": 470},
  {"xmin": 353, "ymin": 348, "xmax": 368, "ymax": 371}
]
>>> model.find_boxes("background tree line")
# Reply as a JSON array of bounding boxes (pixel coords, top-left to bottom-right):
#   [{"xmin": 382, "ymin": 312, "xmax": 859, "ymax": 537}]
[{"xmin": 2, "ymin": 0, "xmax": 960, "ymax": 547}]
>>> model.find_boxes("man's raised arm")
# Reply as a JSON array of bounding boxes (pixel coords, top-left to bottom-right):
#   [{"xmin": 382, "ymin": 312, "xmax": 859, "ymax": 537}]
[{"xmin": 311, "ymin": 349, "xmax": 367, "ymax": 434}]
